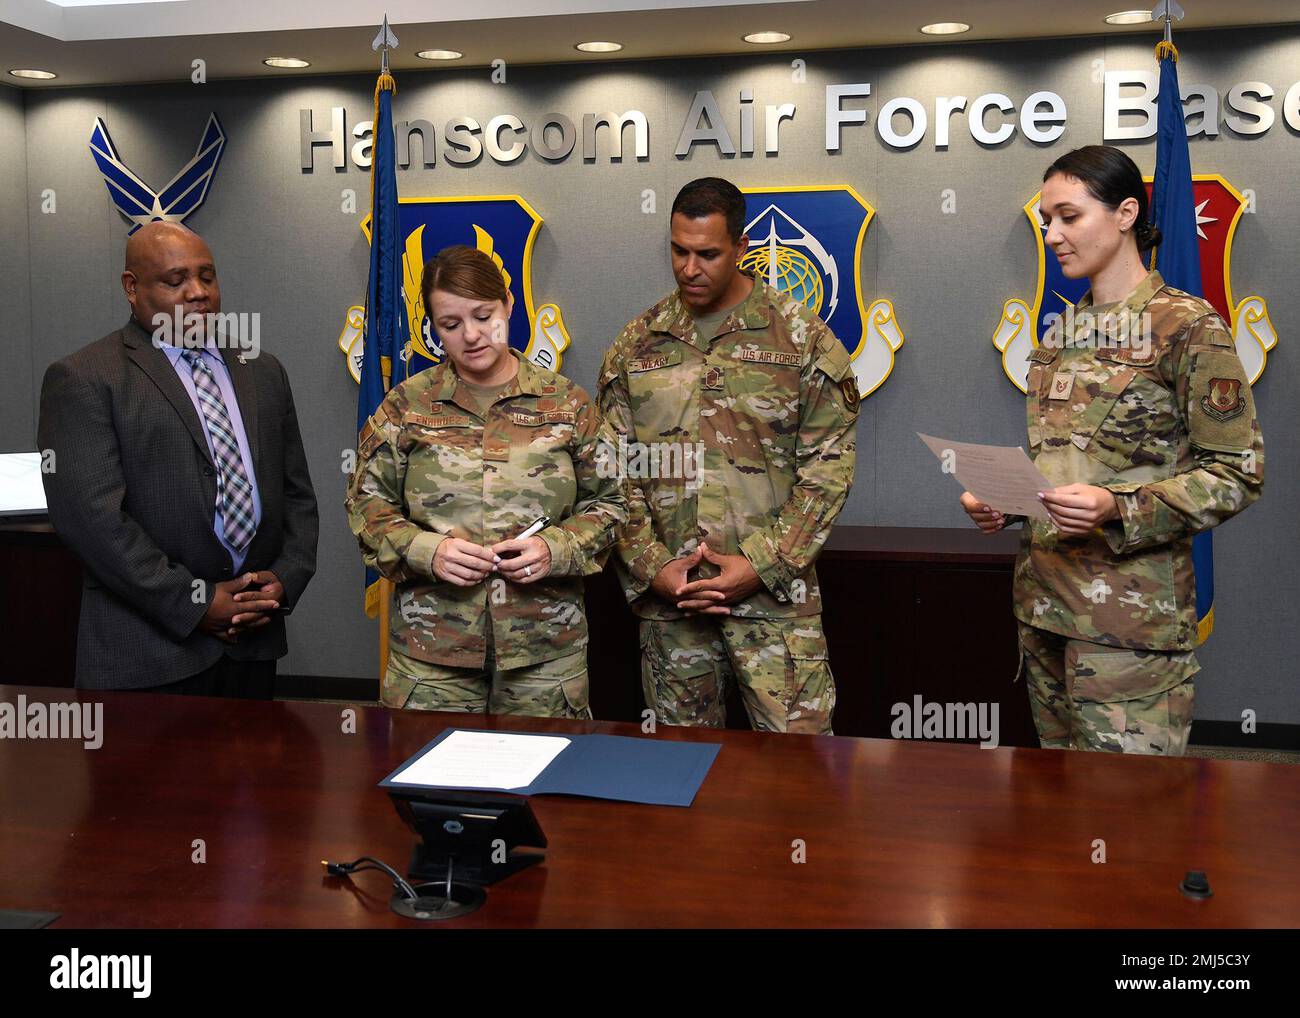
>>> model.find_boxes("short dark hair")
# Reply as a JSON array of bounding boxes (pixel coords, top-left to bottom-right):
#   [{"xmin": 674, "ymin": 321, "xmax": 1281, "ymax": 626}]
[
  {"xmin": 671, "ymin": 177, "xmax": 746, "ymax": 242},
  {"xmin": 1043, "ymin": 145, "xmax": 1162, "ymax": 253}
]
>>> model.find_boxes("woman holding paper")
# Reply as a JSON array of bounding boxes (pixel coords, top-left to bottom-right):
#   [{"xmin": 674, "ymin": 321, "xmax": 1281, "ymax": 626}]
[
  {"xmin": 346, "ymin": 245, "xmax": 626, "ymax": 718},
  {"xmin": 960, "ymin": 145, "xmax": 1263, "ymax": 756}
]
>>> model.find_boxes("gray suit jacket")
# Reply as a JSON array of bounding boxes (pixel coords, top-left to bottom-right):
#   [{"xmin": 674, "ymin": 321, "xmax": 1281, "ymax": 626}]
[{"xmin": 37, "ymin": 318, "xmax": 319, "ymax": 689}]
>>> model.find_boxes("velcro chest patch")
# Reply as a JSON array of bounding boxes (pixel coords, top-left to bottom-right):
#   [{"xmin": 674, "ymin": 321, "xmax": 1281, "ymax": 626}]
[
  {"xmin": 408, "ymin": 412, "xmax": 473, "ymax": 429},
  {"xmin": 628, "ymin": 354, "xmax": 678, "ymax": 373},
  {"xmin": 736, "ymin": 348, "xmax": 801, "ymax": 366},
  {"xmin": 510, "ymin": 409, "xmax": 576, "ymax": 426}
]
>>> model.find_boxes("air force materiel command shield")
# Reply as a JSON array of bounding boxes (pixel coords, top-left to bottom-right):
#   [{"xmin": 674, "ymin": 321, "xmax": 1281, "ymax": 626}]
[
  {"xmin": 993, "ymin": 175, "xmax": 1277, "ymax": 392},
  {"xmin": 1201, "ymin": 377, "xmax": 1245, "ymax": 422},
  {"xmin": 89, "ymin": 114, "xmax": 227, "ymax": 235},
  {"xmin": 741, "ymin": 186, "xmax": 903, "ymax": 399},
  {"xmin": 338, "ymin": 195, "xmax": 572, "ymax": 383}
]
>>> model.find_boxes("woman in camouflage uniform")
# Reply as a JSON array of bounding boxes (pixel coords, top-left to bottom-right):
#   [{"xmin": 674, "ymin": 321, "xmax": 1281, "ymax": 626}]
[
  {"xmin": 346, "ymin": 246, "xmax": 626, "ymax": 717},
  {"xmin": 961, "ymin": 146, "xmax": 1263, "ymax": 755}
]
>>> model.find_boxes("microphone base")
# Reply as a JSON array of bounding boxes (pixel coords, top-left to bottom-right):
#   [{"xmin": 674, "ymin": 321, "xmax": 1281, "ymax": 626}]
[{"xmin": 390, "ymin": 881, "xmax": 486, "ymax": 921}]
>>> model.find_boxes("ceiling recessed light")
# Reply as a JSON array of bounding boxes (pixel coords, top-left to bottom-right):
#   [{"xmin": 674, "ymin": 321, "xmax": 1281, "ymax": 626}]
[
  {"xmin": 743, "ymin": 31, "xmax": 791, "ymax": 45},
  {"xmin": 263, "ymin": 57, "xmax": 311, "ymax": 69},
  {"xmin": 575, "ymin": 41, "xmax": 623, "ymax": 53},
  {"xmin": 1105, "ymin": 10, "xmax": 1154, "ymax": 25},
  {"xmin": 9, "ymin": 68, "xmax": 57, "ymax": 80},
  {"xmin": 919, "ymin": 23, "xmax": 971, "ymax": 36},
  {"xmin": 416, "ymin": 49, "xmax": 463, "ymax": 61}
]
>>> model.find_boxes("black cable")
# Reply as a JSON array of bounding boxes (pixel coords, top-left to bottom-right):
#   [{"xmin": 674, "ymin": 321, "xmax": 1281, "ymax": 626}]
[
  {"xmin": 322, "ymin": 856, "xmax": 418, "ymax": 900},
  {"xmin": 353, "ymin": 860, "xmax": 418, "ymax": 900}
]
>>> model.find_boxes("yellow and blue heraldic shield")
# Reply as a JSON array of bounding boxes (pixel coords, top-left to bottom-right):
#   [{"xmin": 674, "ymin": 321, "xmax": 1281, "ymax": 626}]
[{"xmin": 341, "ymin": 195, "xmax": 571, "ymax": 383}]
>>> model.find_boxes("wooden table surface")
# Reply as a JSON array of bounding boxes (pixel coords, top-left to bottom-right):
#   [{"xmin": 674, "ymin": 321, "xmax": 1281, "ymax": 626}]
[{"xmin": 2, "ymin": 685, "xmax": 1297, "ymax": 928}]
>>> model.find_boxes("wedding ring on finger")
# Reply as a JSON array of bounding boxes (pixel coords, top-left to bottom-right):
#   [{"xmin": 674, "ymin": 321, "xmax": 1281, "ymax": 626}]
[{"xmin": 524, "ymin": 565, "xmax": 533, "ymax": 576}]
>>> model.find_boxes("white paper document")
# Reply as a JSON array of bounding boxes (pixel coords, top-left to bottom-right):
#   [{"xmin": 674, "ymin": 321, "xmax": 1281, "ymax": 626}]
[
  {"xmin": 917, "ymin": 433, "xmax": 1052, "ymax": 519},
  {"xmin": 0, "ymin": 453, "xmax": 48, "ymax": 515},
  {"xmin": 388, "ymin": 730, "xmax": 571, "ymax": 789}
]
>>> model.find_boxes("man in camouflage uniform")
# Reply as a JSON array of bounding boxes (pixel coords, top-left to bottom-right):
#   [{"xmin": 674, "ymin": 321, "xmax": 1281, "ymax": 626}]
[
  {"xmin": 1011, "ymin": 269, "xmax": 1264, "ymax": 754},
  {"xmin": 599, "ymin": 177, "xmax": 859, "ymax": 735},
  {"xmin": 346, "ymin": 349, "xmax": 626, "ymax": 718}
]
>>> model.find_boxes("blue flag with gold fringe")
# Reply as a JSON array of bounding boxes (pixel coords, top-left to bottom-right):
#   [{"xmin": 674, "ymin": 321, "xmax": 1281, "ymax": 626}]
[
  {"xmin": 1151, "ymin": 39, "xmax": 1214, "ymax": 644},
  {"xmin": 357, "ymin": 69, "xmax": 408, "ymax": 617}
]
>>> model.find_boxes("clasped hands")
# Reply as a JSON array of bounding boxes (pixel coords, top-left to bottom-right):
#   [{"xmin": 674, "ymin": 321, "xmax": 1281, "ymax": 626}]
[
  {"xmin": 199, "ymin": 570, "xmax": 284, "ymax": 644},
  {"xmin": 960, "ymin": 485, "xmax": 1120, "ymax": 537},
  {"xmin": 650, "ymin": 543, "xmax": 761, "ymax": 615},
  {"xmin": 432, "ymin": 535, "xmax": 552, "ymax": 586}
]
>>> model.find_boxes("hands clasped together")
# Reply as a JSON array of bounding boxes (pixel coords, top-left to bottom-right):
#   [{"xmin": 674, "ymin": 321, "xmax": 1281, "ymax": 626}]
[
  {"xmin": 650, "ymin": 542, "xmax": 762, "ymax": 615},
  {"xmin": 198, "ymin": 570, "xmax": 284, "ymax": 644},
  {"xmin": 432, "ymin": 536, "xmax": 553, "ymax": 586}
]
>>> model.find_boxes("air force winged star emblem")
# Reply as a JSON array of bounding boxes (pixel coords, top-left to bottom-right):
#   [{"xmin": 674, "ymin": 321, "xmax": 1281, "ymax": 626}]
[
  {"xmin": 740, "ymin": 186, "xmax": 903, "ymax": 398},
  {"xmin": 89, "ymin": 114, "xmax": 226, "ymax": 235},
  {"xmin": 993, "ymin": 175, "xmax": 1277, "ymax": 392},
  {"xmin": 338, "ymin": 195, "xmax": 571, "ymax": 383}
]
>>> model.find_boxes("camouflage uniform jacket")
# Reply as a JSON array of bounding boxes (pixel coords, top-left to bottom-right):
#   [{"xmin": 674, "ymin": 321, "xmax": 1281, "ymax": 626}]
[
  {"xmin": 599, "ymin": 273, "xmax": 859, "ymax": 621},
  {"xmin": 346, "ymin": 350, "xmax": 627, "ymax": 669},
  {"xmin": 1015, "ymin": 270, "xmax": 1264, "ymax": 651}
]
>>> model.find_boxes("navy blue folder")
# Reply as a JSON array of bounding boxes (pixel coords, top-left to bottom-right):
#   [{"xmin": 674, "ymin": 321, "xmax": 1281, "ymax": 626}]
[{"xmin": 379, "ymin": 728, "xmax": 720, "ymax": 807}]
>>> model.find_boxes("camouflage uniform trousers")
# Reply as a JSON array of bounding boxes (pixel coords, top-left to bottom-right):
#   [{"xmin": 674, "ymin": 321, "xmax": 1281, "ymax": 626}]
[
  {"xmin": 383, "ymin": 631, "xmax": 592, "ymax": 720},
  {"xmin": 1017, "ymin": 622, "xmax": 1198, "ymax": 755},
  {"xmin": 640, "ymin": 615, "xmax": 835, "ymax": 734}
]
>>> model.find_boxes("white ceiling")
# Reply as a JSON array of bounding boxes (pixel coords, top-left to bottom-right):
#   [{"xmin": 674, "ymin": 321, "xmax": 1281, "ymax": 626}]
[
  {"xmin": 5, "ymin": 0, "xmax": 774, "ymax": 40},
  {"xmin": 2, "ymin": 0, "xmax": 1297, "ymax": 88}
]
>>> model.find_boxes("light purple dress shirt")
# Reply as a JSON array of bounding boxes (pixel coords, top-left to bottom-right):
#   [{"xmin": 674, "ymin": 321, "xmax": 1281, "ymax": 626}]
[{"xmin": 160, "ymin": 343, "xmax": 263, "ymax": 571}]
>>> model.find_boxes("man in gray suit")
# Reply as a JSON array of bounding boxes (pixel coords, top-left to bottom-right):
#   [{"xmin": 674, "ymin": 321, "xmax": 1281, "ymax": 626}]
[{"xmin": 38, "ymin": 221, "xmax": 318, "ymax": 696}]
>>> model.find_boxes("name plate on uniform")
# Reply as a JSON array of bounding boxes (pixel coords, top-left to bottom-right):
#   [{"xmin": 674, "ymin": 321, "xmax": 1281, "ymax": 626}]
[
  {"xmin": 409, "ymin": 413, "xmax": 473, "ymax": 429},
  {"xmin": 628, "ymin": 355, "xmax": 676, "ymax": 373},
  {"xmin": 735, "ymin": 349, "xmax": 800, "ymax": 366},
  {"xmin": 510, "ymin": 410, "xmax": 576, "ymax": 427}
]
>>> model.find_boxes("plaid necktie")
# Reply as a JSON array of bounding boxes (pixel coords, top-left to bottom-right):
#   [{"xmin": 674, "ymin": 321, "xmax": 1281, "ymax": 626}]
[{"xmin": 183, "ymin": 350, "xmax": 256, "ymax": 553}]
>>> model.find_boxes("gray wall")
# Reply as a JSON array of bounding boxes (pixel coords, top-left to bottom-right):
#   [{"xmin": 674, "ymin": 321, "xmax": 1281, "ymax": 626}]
[
  {"xmin": 7, "ymin": 27, "xmax": 1298, "ymax": 725},
  {"xmin": 0, "ymin": 83, "xmax": 31, "ymax": 451}
]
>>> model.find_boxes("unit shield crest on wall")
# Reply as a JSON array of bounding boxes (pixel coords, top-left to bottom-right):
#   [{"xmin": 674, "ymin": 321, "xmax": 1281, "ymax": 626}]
[
  {"xmin": 339, "ymin": 195, "xmax": 571, "ymax": 383},
  {"xmin": 993, "ymin": 175, "xmax": 1276, "ymax": 392},
  {"xmin": 741, "ymin": 186, "xmax": 903, "ymax": 398}
]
